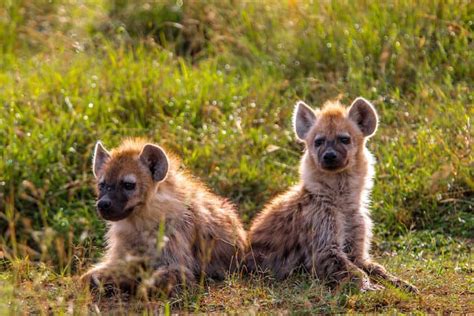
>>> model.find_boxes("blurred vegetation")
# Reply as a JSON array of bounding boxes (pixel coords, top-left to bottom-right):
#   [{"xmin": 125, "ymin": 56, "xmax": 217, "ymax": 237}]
[{"xmin": 0, "ymin": 0, "xmax": 472, "ymax": 313}]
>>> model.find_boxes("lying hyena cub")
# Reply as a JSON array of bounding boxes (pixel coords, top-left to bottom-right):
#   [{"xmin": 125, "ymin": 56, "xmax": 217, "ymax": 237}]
[
  {"xmin": 248, "ymin": 97, "xmax": 418, "ymax": 292},
  {"xmin": 80, "ymin": 139, "xmax": 247, "ymax": 296}
]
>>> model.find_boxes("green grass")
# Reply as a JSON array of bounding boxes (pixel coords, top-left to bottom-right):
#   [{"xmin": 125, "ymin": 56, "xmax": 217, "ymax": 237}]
[{"xmin": 0, "ymin": 0, "xmax": 473, "ymax": 313}]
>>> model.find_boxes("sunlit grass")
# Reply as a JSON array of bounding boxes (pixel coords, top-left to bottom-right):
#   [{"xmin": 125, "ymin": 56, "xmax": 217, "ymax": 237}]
[{"xmin": 0, "ymin": 0, "xmax": 472, "ymax": 313}]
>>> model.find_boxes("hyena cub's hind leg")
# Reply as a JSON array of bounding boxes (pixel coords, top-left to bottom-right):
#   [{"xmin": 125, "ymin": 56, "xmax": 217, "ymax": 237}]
[{"xmin": 360, "ymin": 261, "xmax": 419, "ymax": 293}]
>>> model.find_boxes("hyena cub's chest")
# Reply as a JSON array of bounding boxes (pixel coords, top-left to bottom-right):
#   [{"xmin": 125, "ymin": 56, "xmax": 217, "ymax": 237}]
[
  {"xmin": 302, "ymin": 194, "xmax": 358, "ymax": 248},
  {"xmin": 123, "ymin": 227, "xmax": 168, "ymax": 259}
]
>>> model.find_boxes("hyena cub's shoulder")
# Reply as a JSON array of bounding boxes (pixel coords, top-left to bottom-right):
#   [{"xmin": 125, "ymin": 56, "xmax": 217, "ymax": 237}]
[
  {"xmin": 248, "ymin": 97, "xmax": 418, "ymax": 293},
  {"xmin": 81, "ymin": 138, "xmax": 247, "ymax": 296}
]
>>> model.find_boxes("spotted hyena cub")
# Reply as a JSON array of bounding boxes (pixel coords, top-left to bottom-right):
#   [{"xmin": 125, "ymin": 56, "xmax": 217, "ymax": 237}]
[
  {"xmin": 80, "ymin": 139, "xmax": 247, "ymax": 296},
  {"xmin": 247, "ymin": 97, "xmax": 418, "ymax": 292}
]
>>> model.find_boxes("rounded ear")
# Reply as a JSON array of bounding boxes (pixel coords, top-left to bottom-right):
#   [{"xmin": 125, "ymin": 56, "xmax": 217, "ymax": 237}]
[
  {"xmin": 139, "ymin": 144, "xmax": 169, "ymax": 182},
  {"xmin": 293, "ymin": 101, "xmax": 317, "ymax": 141},
  {"xmin": 348, "ymin": 97, "xmax": 378, "ymax": 137},
  {"xmin": 93, "ymin": 141, "xmax": 110, "ymax": 178}
]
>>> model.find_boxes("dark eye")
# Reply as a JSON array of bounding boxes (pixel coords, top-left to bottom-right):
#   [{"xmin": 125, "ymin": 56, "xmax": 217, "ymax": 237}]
[
  {"xmin": 339, "ymin": 136, "xmax": 351, "ymax": 144},
  {"xmin": 315, "ymin": 138, "xmax": 325, "ymax": 147},
  {"xmin": 123, "ymin": 182, "xmax": 136, "ymax": 190},
  {"xmin": 98, "ymin": 182, "xmax": 106, "ymax": 191}
]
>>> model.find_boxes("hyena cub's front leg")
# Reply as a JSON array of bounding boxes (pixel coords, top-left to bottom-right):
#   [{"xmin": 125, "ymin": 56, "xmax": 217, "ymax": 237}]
[
  {"xmin": 138, "ymin": 232, "xmax": 198, "ymax": 297},
  {"xmin": 312, "ymin": 247, "xmax": 382, "ymax": 292},
  {"xmin": 80, "ymin": 262, "xmax": 141, "ymax": 296},
  {"xmin": 140, "ymin": 265, "xmax": 195, "ymax": 297},
  {"xmin": 359, "ymin": 261, "xmax": 419, "ymax": 293},
  {"xmin": 345, "ymin": 215, "xmax": 419, "ymax": 293}
]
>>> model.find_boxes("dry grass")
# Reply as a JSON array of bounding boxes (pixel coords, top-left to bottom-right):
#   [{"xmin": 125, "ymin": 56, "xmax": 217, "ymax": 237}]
[{"xmin": 0, "ymin": 0, "xmax": 472, "ymax": 313}]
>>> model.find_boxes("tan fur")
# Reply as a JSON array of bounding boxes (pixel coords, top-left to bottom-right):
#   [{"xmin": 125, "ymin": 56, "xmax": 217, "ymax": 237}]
[
  {"xmin": 81, "ymin": 139, "xmax": 247, "ymax": 296},
  {"xmin": 247, "ymin": 98, "xmax": 418, "ymax": 293}
]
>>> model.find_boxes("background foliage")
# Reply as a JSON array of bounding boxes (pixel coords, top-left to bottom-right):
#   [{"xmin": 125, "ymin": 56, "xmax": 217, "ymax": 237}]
[{"xmin": 0, "ymin": 0, "xmax": 472, "ymax": 313}]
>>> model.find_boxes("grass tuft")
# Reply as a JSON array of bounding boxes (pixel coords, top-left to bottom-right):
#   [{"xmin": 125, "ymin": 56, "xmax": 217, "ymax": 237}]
[{"xmin": 0, "ymin": 0, "xmax": 472, "ymax": 313}]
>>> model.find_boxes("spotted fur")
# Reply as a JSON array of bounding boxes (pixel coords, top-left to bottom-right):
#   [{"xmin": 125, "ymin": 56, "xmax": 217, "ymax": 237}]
[
  {"xmin": 247, "ymin": 98, "xmax": 418, "ymax": 293},
  {"xmin": 81, "ymin": 139, "xmax": 247, "ymax": 296}
]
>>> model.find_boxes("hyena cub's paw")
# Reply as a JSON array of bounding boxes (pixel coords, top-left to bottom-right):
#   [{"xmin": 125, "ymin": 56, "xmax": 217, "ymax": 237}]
[
  {"xmin": 80, "ymin": 269, "xmax": 113, "ymax": 294},
  {"xmin": 140, "ymin": 266, "xmax": 195, "ymax": 297},
  {"xmin": 358, "ymin": 277, "xmax": 384, "ymax": 292},
  {"xmin": 80, "ymin": 268, "xmax": 137, "ymax": 296},
  {"xmin": 140, "ymin": 269, "xmax": 177, "ymax": 297},
  {"xmin": 80, "ymin": 269, "xmax": 102, "ymax": 289},
  {"xmin": 344, "ymin": 269, "xmax": 384, "ymax": 292},
  {"xmin": 363, "ymin": 262, "xmax": 419, "ymax": 294},
  {"xmin": 336, "ymin": 275, "xmax": 383, "ymax": 293},
  {"xmin": 393, "ymin": 278, "xmax": 419, "ymax": 294}
]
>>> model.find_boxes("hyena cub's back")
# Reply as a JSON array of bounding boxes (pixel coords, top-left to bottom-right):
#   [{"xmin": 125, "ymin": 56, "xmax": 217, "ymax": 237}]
[
  {"xmin": 81, "ymin": 139, "xmax": 247, "ymax": 295},
  {"xmin": 248, "ymin": 98, "xmax": 418, "ymax": 293}
]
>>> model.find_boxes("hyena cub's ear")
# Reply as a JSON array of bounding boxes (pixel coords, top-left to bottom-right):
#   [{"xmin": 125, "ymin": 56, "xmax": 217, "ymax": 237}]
[
  {"xmin": 93, "ymin": 141, "xmax": 111, "ymax": 178},
  {"xmin": 139, "ymin": 144, "xmax": 169, "ymax": 182},
  {"xmin": 293, "ymin": 101, "xmax": 317, "ymax": 141},
  {"xmin": 348, "ymin": 97, "xmax": 378, "ymax": 137}
]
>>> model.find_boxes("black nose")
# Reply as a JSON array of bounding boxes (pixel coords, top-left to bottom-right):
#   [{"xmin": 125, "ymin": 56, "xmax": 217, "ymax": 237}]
[
  {"xmin": 323, "ymin": 151, "xmax": 337, "ymax": 163},
  {"xmin": 97, "ymin": 199, "xmax": 111, "ymax": 211}
]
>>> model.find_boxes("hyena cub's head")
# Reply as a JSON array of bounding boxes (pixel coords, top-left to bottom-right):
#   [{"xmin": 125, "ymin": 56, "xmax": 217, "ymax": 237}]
[
  {"xmin": 293, "ymin": 97, "xmax": 378, "ymax": 173},
  {"xmin": 92, "ymin": 140, "xmax": 169, "ymax": 221}
]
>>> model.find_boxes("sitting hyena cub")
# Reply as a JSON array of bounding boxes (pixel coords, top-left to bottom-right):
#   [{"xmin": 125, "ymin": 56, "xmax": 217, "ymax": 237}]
[
  {"xmin": 81, "ymin": 139, "xmax": 247, "ymax": 296},
  {"xmin": 247, "ymin": 97, "xmax": 418, "ymax": 292}
]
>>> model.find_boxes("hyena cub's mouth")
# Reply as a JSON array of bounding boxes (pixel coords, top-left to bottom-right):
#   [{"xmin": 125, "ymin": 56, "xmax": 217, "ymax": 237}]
[
  {"xmin": 98, "ymin": 203, "xmax": 142, "ymax": 221},
  {"xmin": 99, "ymin": 210, "xmax": 132, "ymax": 222},
  {"xmin": 321, "ymin": 160, "xmax": 349, "ymax": 172}
]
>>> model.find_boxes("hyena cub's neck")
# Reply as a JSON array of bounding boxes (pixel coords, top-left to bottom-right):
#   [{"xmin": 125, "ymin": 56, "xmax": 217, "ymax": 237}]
[{"xmin": 299, "ymin": 149, "xmax": 374, "ymax": 206}]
